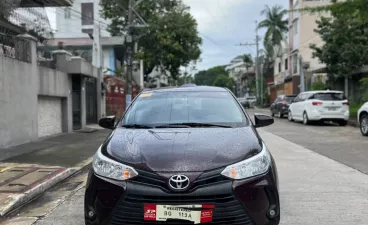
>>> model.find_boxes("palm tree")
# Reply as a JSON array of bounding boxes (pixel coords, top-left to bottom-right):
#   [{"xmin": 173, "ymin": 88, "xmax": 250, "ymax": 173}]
[
  {"xmin": 258, "ymin": 5, "xmax": 288, "ymax": 48},
  {"xmin": 242, "ymin": 54, "xmax": 253, "ymax": 71}
]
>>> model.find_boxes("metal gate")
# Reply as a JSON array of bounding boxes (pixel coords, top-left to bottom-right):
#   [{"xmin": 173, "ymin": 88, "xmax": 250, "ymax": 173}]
[
  {"xmin": 72, "ymin": 76, "xmax": 81, "ymax": 130},
  {"xmin": 85, "ymin": 77, "xmax": 97, "ymax": 124}
]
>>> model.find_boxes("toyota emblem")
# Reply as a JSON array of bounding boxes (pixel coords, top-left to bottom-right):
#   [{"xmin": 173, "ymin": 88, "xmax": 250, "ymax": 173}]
[{"xmin": 169, "ymin": 175, "xmax": 190, "ymax": 190}]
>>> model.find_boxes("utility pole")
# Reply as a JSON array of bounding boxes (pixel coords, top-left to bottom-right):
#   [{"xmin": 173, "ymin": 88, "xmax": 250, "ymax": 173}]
[
  {"xmin": 299, "ymin": 55, "xmax": 305, "ymax": 93},
  {"xmin": 122, "ymin": 0, "xmax": 148, "ymax": 109},
  {"xmin": 237, "ymin": 21, "xmax": 260, "ymax": 103},
  {"xmin": 125, "ymin": 0, "xmax": 134, "ymax": 110}
]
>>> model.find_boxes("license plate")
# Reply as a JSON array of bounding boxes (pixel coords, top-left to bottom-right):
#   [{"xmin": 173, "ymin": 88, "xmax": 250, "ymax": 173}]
[
  {"xmin": 327, "ymin": 107, "xmax": 337, "ymax": 111},
  {"xmin": 144, "ymin": 204, "xmax": 214, "ymax": 224}
]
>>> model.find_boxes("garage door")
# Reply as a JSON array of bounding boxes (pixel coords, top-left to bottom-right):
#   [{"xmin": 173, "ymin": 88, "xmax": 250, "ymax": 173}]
[{"xmin": 38, "ymin": 97, "xmax": 63, "ymax": 138}]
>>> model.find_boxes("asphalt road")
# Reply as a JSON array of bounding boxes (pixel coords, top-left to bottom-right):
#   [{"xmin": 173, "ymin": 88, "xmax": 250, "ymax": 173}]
[{"xmin": 247, "ymin": 108, "xmax": 368, "ymax": 175}]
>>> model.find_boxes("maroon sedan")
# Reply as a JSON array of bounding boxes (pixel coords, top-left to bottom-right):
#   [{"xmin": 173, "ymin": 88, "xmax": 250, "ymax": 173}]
[{"xmin": 85, "ymin": 86, "xmax": 280, "ymax": 225}]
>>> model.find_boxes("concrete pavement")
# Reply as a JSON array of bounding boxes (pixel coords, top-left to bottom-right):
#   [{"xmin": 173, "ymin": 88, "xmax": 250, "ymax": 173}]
[
  {"xmin": 4, "ymin": 128, "xmax": 368, "ymax": 225},
  {"xmin": 0, "ymin": 128, "xmax": 110, "ymax": 217}
]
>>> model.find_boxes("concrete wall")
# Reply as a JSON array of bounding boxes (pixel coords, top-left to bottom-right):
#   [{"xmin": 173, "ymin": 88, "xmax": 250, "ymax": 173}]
[
  {"xmin": 0, "ymin": 33, "xmax": 103, "ymax": 148},
  {"xmin": 0, "ymin": 55, "xmax": 38, "ymax": 148}
]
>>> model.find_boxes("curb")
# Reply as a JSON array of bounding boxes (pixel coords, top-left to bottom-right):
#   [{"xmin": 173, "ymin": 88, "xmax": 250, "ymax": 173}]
[{"xmin": 0, "ymin": 158, "xmax": 93, "ymax": 217}]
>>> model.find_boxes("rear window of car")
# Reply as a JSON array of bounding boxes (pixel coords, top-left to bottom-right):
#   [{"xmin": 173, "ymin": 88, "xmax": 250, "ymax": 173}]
[
  {"xmin": 285, "ymin": 96, "xmax": 296, "ymax": 103},
  {"xmin": 122, "ymin": 91, "xmax": 248, "ymax": 127},
  {"xmin": 312, "ymin": 92, "xmax": 347, "ymax": 101}
]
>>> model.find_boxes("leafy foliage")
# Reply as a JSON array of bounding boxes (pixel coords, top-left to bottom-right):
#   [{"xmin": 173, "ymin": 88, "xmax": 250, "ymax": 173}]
[
  {"xmin": 311, "ymin": 81, "xmax": 327, "ymax": 91},
  {"xmin": 194, "ymin": 65, "xmax": 228, "ymax": 86},
  {"xmin": 100, "ymin": 0, "xmax": 202, "ymax": 80},
  {"xmin": 0, "ymin": 0, "xmax": 21, "ymax": 19},
  {"xmin": 212, "ymin": 75, "xmax": 233, "ymax": 90},
  {"xmin": 258, "ymin": 5, "xmax": 288, "ymax": 48},
  {"xmin": 242, "ymin": 54, "xmax": 253, "ymax": 70},
  {"xmin": 305, "ymin": 0, "xmax": 368, "ymax": 79}
]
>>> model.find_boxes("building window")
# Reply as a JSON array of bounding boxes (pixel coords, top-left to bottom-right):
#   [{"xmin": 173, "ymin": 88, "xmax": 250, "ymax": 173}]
[
  {"xmin": 81, "ymin": 3, "xmax": 94, "ymax": 25},
  {"xmin": 65, "ymin": 8, "xmax": 71, "ymax": 18},
  {"xmin": 285, "ymin": 58, "xmax": 288, "ymax": 70},
  {"xmin": 293, "ymin": 20, "xmax": 298, "ymax": 35},
  {"xmin": 278, "ymin": 62, "xmax": 281, "ymax": 73},
  {"xmin": 82, "ymin": 29, "xmax": 93, "ymax": 34},
  {"xmin": 292, "ymin": 54, "xmax": 298, "ymax": 74}
]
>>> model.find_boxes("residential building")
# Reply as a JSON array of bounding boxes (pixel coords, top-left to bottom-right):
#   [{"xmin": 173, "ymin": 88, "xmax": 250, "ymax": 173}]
[
  {"xmin": 55, "ymin": 0, "xmax": 111, "ymax": 38},
  {"xmin": 0, "ymin": 0, "xmax": 106, "ymax": 148},
  {"xmin": 225, "ymin": 55, "xmax": 255, "ymax": 97},
  {"xmin": 46, "ymin": 0, "xmax": 120, "ymax": 77},
  {"xmin": 288, "ymin": 0, "xmax": 331, "ymax": 94},
  {"xmin": 273, "ymin": 39, "xmax": 290, "ymax": 96}
]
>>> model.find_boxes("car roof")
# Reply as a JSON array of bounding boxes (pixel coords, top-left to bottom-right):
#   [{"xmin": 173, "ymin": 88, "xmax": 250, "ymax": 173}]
[{"xmin": 142, "ymin": 85, "xmax": 228, "ymax": 93}]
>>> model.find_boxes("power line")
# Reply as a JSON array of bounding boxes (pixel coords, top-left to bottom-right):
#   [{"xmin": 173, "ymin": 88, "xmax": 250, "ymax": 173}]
[{"xmin": 199, "ymin": 32, "xmax": 241, "ymax": 55}]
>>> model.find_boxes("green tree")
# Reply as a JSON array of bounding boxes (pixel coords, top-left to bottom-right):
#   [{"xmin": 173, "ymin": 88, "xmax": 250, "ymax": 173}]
[
  {"xmin": 309, "ymin": 1, "xmax": 368, "ymax": 80},
  {"xmin": 242, "ymin": 54, "xmax": 253, "ymax": 71},
  {"xmin": 212, "ymin": 75, "xmax": 233, "ymax": 89},
  {"xmin": 100, "ymin": 0, "xmax": 202, "ymax": 81},
  {"xmin": 194, "ymin": 65, "xmax": 228, "ymax": 86},
  {"xmin": 258, "ymin": 5, "xmax": 288, "ymax": 48}
]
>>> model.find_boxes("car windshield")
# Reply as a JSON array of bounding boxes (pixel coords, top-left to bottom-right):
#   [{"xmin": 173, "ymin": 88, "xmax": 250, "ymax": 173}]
[
  {"xmin": 285, "ymin": 96, "xmax": 296, "ymax": 103},
  {"xmin": 313, "ymin": 92, "xmax": 346, "ymax": 101},
  {"xmin": 122, "ymin": 91, "xmax": 248, "ymax": 127}
]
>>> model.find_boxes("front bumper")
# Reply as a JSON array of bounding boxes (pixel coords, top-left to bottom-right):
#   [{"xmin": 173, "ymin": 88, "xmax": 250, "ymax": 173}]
[{"xmin": 85, "ymin": 165, "xmax": 280, "ymax": 225}]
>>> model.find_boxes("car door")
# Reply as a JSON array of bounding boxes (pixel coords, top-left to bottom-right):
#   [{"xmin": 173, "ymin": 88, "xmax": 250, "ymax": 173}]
[{"xmin": 291, "ymin": 94, "xmax": 303, "ymax": 119}]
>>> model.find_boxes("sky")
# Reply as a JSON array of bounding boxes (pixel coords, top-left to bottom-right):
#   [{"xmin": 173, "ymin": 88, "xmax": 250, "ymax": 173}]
[{"xmin": 46, "ymin": 0, "xmax": 288, "ymax": 74}]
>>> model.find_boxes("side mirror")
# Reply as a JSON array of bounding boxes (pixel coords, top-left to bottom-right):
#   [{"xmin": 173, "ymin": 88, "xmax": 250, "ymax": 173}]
[
  {"xmin": 99, "ymin": 116, "xmax": 116, "ymax": 129},
  {"xmin": 254, "ymin": 114, "xmax": 274, "ymax": 128}
]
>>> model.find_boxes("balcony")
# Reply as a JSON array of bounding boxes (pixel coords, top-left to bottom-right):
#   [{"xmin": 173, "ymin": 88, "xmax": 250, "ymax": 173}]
[{"xmin": 19, "ymin": 0, "xmax": 72, "ymax": 7}]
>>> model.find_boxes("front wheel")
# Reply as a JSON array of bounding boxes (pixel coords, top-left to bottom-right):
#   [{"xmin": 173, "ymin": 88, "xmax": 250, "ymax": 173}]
[
  {"xmin": 288, "ymin": 111, "xmax": 293, "ymax": 121},
  {"xmin": 360, "ymin": 114, "xmax": 368, "ymax": 136}
]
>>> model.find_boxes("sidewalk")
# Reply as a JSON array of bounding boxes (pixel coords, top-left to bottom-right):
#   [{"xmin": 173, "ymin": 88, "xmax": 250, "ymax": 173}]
[
  {"xmin": 258, "ymin": 129, "xmax": 368, "ymax": 224},
  {"xmin": 0, "ymin": 126, "xmax": 110, "ymax": 217}
]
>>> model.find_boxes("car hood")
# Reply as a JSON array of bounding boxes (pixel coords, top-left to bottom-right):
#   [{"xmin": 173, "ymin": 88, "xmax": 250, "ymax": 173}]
[{"xmin": 104, "ymin": 127, "xmax": 262, "ymax": 172}]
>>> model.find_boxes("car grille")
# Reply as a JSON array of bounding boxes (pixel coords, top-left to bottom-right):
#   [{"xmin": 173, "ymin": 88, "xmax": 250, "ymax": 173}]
[
  {"xmin": 108, "ymin": 193, "xmax": 255, "ymax": 225},
  {"xmin": 130, "ymin": 168, "xmax": 230, "ymax": 192}
]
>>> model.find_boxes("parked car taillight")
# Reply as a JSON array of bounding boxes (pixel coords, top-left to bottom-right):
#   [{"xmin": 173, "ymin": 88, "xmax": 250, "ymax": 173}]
[
  {"xmin": 282, "ymin": 101, "xmax": 287, "ymax": 107},
  {"xmin": 312, "ymin": 101, "xmax": 323, "ymax": 106},
  {"xmin": 343, "ymin": 102, "xmax": 349, "ymax": 106}
]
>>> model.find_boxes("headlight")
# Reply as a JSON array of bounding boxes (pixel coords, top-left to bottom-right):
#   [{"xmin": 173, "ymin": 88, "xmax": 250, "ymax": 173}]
[
  {"xmin": 93, "ymin": 145, "xmax": 138, "ymax": 181},
  {"xmin": 221, "ymin": 142, "xmax": 271, "ymax": 180}
]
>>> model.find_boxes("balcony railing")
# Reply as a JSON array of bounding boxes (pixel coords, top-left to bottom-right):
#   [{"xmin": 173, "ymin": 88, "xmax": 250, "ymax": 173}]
[{"xmin": 0, "ymin": 32, "xmax": 31, "ymax": 63}]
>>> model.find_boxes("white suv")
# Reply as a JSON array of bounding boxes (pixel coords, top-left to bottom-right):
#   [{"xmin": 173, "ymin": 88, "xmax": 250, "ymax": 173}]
[
  {"xmin": 288, "ymin": 90, "xmax": 349, "ymax": 126},
  {"xmin": 358, "ymin": 102, "xmax": 368, "ymax": 136}
]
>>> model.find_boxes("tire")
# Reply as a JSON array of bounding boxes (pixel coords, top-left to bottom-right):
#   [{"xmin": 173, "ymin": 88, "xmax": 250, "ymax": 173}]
[
  {"xmin": 288, "ymin": 110, "xmax": 293, "ymax": 121},
  {"xmin": 303, "ymin": 112, "xmax": 310, "ymax": 125},
  {"xmin": 279, "ymin": 111, "xmax": 283, "ymax": 118},
  {"xmin": 338, "ymin": 120, "xmax": 348, "ymax": 126},
  {"xmin": 360, "ymin": 114, "xmax": 368, "ymax": 136},
  {"xmin": 271, "ymin": 109, "xmax": 274, "ymax": 117}
]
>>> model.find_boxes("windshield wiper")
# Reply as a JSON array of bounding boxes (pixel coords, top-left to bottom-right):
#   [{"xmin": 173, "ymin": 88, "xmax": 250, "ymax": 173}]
[
  {"xmin": 122, "ymin": 124, "xmax": 154, "ymax": 129},
  {"xmin": 166, "ymin": 123, "xmax": 232, "ymax": 128},
  {"xmin": 155, "ymin": 124, "xmax": 191, "ymax": 128}
]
